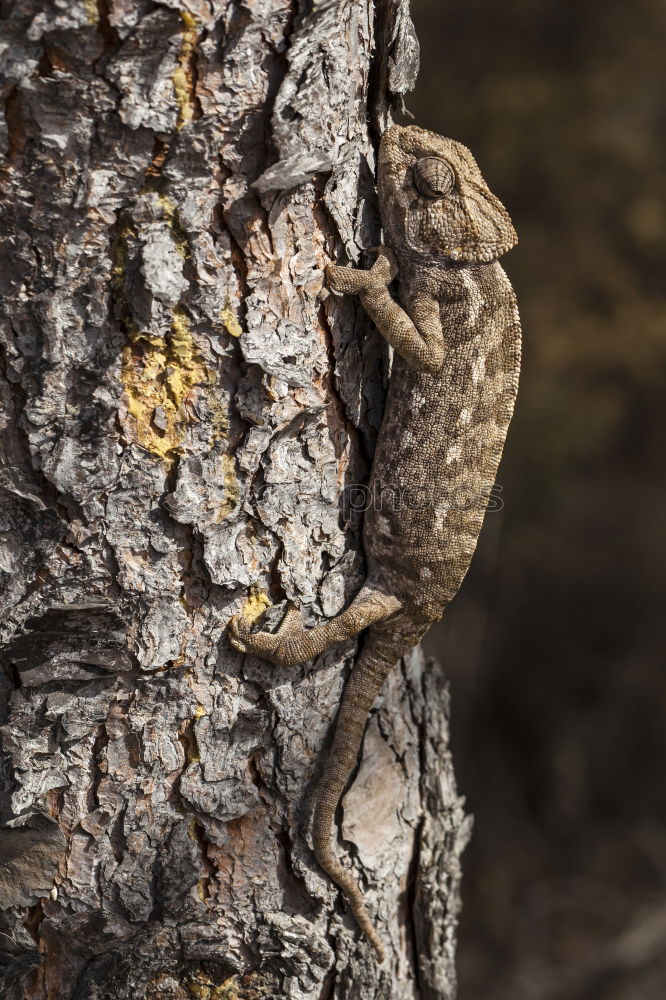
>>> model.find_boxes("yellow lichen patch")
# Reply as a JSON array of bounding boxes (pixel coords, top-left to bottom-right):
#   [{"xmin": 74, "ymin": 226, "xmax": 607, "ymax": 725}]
[
  {"xmin": 121, "ymin": 308, "xmax": 208, "ymax": 463},
  {"xmin": 215, "ymin": 980, "xmax": 244, "ymax": 1000},
  {"xmin": 221, "ymin": 303, "xmax": 243, "ymax": 338},
  {"xmin": 83, "ymin": 0, "xmax": 98, "ymax": 25},
  {"xmin": 174, "ymin": 11, "xmax": 198, "ymax": 130},
  {"xmin": 216, "ymin": 453, "xmax": 240, "ymax": 520},
  {"xmin": 241, "ymin": 585, "xmax": 271, "ymax": 623},
  {"xmin": 186, "ymin": 972, "xmax": 243, "ymax": 1000},
  {"xmin": 186, "ymin": 971, "xmax": 214, "ymax": 999}
]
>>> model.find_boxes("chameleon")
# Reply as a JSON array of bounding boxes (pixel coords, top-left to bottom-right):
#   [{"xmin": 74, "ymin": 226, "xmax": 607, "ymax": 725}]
[{"xmin": 230, "ymin": 124, "xmax": 521, "ymax": 961}]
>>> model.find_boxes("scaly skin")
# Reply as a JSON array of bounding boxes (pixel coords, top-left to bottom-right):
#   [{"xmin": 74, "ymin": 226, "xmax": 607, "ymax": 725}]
[{"xmin": 230, "ymin": 125, "xmax": 521, "ymax": 962}]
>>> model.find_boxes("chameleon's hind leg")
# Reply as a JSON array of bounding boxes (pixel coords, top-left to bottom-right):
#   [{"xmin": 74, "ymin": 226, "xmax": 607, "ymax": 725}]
[{"xmin": 229, "ymin": 587, "xmax": 401, "ymax": 668}]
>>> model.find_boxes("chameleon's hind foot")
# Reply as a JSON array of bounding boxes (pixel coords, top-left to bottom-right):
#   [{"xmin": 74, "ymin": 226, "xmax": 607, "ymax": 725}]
[
  {"xmin": 229, "ymin": 602, "xmax": 305, "ymax": 667},
  {"xmin": 325, "ymin": 246, "xmax": 397, "ymax": 295},
  {"xmin": 229, "ymin": 590, "xmax": 402, "ymax": 668}
]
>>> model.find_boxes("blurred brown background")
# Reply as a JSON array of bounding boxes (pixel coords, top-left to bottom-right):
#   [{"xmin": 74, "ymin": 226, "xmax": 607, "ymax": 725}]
[{"xmin": 408, "ymin": 1, "xmax": 666, "ymax": 997}]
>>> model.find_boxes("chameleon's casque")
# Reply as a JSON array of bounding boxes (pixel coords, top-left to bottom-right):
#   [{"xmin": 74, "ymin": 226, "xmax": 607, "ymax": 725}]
[
  {"xmin": 380, "ymin": 125, "xmax": 518, "ymax": 262},
  {"xmin": 230, "ymin": 124, "xmax": 522, "ymax": 962}
]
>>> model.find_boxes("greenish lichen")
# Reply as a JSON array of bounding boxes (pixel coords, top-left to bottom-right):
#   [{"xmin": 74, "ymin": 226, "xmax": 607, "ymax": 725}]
[
  {"xmin": 241, "ymin": 585, "xmax": 271, "ymax": 623},
  {"xmin": 174, "ymin": 12, "xmax": 198, "ymax": 130},
  {"xmin": 121, "ymin": 308, "xmax": 209, "ymax": 462}
]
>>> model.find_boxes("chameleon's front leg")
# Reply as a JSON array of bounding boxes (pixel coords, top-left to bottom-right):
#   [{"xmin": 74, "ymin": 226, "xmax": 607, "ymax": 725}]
[
  {"xmin": 229, "ymin": 589, "xmax": 401, "ymax": 667},
  {"xmin": 326, "ymin": 247, "xmax": 444, "ymax": 374}
]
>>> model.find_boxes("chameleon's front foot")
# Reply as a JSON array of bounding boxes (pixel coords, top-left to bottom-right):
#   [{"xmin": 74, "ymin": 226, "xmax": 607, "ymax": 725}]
[
  {"xmin": 229, "ymin": 604, "xmax": 306, "ymax": 667},
  {"xmin": 325, "ymin": 245, "xmax": 397, "ymax": 295}
]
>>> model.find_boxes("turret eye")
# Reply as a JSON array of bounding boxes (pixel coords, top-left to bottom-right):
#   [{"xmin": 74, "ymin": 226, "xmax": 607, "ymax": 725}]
[{"xmin": 412, "ymin": 157, "xmax": 455, "ymax": 199}]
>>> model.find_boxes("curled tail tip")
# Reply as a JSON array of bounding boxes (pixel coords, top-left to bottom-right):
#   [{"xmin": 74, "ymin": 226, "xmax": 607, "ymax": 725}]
[
  {"xmin": 314, "ymin": 835, "xmax": 387, "ymax": 962},
  {"xmin": 367, "ymin": 927, "xmax": 386, "ymax": 963},
  {"xmin": 349, "ymin": 892, "xmax": 386, "ymax": 961},
  {"xmin": 336, "ymin": 879, "xmax": 387, "ymax": 962},
  {"xmin": 343, "ymin": 887, "xmax": 388, "ymax": 962}
]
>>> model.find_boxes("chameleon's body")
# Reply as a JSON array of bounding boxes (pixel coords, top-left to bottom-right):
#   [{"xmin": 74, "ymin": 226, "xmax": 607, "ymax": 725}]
[{"xmin": 230, "ymin": 125, "xmax": 521, "ymax": 960}]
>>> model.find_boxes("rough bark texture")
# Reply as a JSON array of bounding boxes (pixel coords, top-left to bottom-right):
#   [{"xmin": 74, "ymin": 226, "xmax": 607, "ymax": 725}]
[{"xmin": 0, "ymin": 2, "xmax": 468, "ymax": 997}]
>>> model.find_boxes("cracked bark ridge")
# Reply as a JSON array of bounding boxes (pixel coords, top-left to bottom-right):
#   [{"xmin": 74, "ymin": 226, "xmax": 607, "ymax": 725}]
[{"xmin": 0, "ymin": 1, "xmax": 466, "ymax": 997}]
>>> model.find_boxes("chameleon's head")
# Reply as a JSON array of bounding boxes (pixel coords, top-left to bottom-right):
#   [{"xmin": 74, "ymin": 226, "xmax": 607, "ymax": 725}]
[{"xmin": 378, "ymin": 125, "xmax": 517, "ymax": 263}]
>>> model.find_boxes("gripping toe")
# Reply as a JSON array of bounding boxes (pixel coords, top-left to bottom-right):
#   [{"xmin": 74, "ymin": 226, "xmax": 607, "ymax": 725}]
[
  {"xmin": 325, "ymin": 262, "xmax": 373, "ymax": 295},
  {"xmin": 228, "ymin": 615, "xmax": 250, "ymax": 653}
]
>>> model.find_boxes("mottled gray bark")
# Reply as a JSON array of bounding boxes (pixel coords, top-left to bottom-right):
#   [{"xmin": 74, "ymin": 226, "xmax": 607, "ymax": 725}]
[{"xmin": 0, "ymin": 1, "xmax": 468, "ymax": 997}]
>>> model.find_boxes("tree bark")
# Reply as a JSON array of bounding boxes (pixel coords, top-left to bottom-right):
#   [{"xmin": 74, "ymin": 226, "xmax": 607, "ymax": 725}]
[{"xmin": 0, "ymin": 1, "xmax": 469, "ymax": 997}]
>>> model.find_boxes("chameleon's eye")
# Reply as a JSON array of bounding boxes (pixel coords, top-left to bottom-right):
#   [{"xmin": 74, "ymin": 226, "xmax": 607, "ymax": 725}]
[{"xmin": 412, "ymin": 157, "xmax": 455, "ymax": 199}]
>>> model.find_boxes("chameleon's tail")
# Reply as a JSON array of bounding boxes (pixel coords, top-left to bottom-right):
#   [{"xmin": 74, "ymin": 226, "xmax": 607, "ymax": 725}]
[{"xmin": 311, "ymin": 618, "xmax": 420, "ymax": 962}]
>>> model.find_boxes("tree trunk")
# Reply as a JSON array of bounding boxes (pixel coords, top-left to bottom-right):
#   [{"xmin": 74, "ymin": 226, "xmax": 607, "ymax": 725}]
[{"xmin": 0, "ymin": 1, "xmax": 469, "ymax": 997}]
